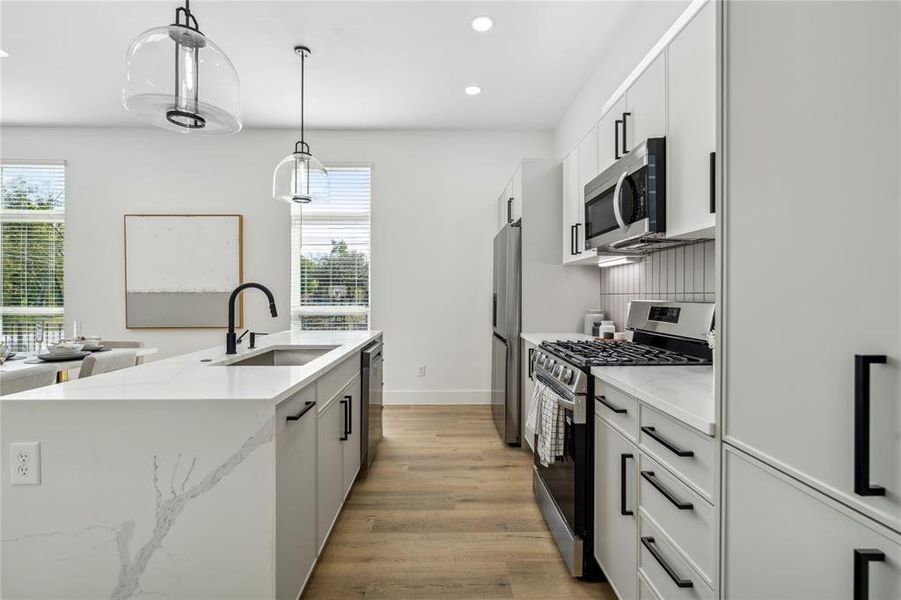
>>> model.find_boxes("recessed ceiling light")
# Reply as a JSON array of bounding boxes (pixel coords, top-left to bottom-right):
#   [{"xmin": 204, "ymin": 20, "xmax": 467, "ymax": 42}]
[
  {"xmin": 471, "ymin": 16, "xmax": 494, "ymax": 32},
  {"xmin": 464, "ymin": 85, "xmax": 482, "ymax": 96},
  {"xmin": 0, "ymin": 50, "xmax": 8, "ymax": 58}
]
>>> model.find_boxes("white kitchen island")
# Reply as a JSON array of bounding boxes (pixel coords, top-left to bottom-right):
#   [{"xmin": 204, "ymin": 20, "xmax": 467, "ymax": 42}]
[{"xmin": 0, "ymin": 329, "xmax": 382, "ymax": 600}]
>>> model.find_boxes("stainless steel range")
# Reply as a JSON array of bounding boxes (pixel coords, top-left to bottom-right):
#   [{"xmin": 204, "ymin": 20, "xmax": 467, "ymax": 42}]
[{"xmin": 531, "ymin": 300, "xmax": 714, "ymax": 579}]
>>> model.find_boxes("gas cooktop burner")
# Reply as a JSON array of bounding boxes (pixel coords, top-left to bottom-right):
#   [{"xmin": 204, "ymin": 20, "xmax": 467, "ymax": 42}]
[{"xmin": 540, "ymin": 339, "xmax": 711, "ymax": 368}]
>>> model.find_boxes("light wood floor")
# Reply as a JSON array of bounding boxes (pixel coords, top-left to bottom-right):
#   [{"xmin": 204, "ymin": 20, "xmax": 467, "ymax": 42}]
[{"xmin": 302, "ymin": 405, "xmax": 613, "ymax": 599}]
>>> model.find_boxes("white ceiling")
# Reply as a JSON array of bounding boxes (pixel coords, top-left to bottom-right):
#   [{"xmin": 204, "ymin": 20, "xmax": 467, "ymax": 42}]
[{"xmin": 0, "ymin": 1, "xmax": 672, "ymax": 130}]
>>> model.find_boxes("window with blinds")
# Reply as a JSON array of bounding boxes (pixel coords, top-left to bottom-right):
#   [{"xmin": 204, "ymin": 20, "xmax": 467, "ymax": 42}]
[
  {"xmin": 0, "ymin": 162, "xmax": 66, "ymax": 351},
  {"xmin": 291, "ymin": 165, "xmax": 371, "ymax": 331}
]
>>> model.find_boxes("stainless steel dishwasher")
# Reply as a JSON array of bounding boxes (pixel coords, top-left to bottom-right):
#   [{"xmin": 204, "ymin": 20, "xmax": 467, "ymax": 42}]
[{"xmin": 360, "ymin": 339, "xmax": 383, "ymax": 472}]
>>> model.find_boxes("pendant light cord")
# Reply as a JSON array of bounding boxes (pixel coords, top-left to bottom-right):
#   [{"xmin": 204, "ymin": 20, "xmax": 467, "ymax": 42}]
[{"xmin": 300, "ymin": 50, "xmax": 305, "ymax": 146}]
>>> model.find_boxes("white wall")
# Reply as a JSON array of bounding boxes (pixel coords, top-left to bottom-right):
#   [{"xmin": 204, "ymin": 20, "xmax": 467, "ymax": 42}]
[
  {"xmin": 0, "ymin": 126, "xmax": 551, "ymax": 404},
  {"xmin": 553, "ymin": 0, "xmax": 690, "ymax": 158}
]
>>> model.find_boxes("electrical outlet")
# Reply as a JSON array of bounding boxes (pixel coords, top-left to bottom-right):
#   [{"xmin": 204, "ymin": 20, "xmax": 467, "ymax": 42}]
[
  {"xmin": 10, "ymin": 442, "xmax": 40, "ymax": 485},
  {"xmin": 417, "ymin": 365, "xmax": 426, "ymax": 377}
]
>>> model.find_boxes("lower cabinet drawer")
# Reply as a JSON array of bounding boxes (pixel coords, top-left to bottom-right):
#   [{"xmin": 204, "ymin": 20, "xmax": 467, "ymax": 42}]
[
  {"xmin": 639, "ymin": 406, "xmax": 715, "ymax": 501},
  {"xmin": 595, "ymin": 379, "xmax": 640, "ymax": 442},
  {"xmin": 638, "ymin": 515, "xmax": 714, "ymax": 600},
  {"xmin": 638, "ymin": 453, "xmax": 715, "ymax": 585}
]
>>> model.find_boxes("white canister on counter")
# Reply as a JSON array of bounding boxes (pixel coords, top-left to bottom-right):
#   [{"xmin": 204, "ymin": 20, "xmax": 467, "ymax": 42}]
[{"xmin": 584, "ymin": 310, "xmax": 606, "ymax": 335}]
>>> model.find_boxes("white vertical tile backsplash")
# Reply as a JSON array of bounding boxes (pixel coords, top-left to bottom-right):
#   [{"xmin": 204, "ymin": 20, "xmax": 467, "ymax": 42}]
[{"xmin": 598, "ymin": 240, "xmax": 716, "ymax": 329}]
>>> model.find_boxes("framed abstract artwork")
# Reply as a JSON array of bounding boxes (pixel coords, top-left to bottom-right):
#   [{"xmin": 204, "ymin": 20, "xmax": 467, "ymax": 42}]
[{"xmin": 124, "ymin": 214, "xmax": 243, "ymax": 328}]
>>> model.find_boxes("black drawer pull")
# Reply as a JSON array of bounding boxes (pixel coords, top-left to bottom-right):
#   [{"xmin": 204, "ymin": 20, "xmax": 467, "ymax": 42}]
[
  {"xmin": 596, "ymin": 395, "xmax": 627, "ymax": 414},
  {"xmin": 345, "ymin": 394, "xmax": 353, "ymax": 435},
  {"xmin": 641, "ymin": 470, "xmax": 693, "ymax": 510},
  {"xmin": 620, "ymin": 453, "xmax": 634, "ymax": 516},
  {"xmin": 853, "ymin": 548, "xmax": 885, "ymax": 600},
  {"xmin": 286, "ymin": 401, "xmax": 315, "ymax": 422},
  {"xmin": 641, "ymin": 536, "xmax": 693, "ymax": 588},
  {"xmin": 339, "ymin": 399, "xmax": 349, "ymax": 441},
  {"xmin": 574, "ymin": 223, "xmax": 582, "ymax": 254},
  {"xmin": 854, "ymin": 355, "xmax": 887, "ymax": 496},
  {"xmin": 641, "ymin": 426, "xmax": 694, "ymax": 457},
  {"xmin": 621, "ymin": 112, "xmax": 631, "ymax": 155}
]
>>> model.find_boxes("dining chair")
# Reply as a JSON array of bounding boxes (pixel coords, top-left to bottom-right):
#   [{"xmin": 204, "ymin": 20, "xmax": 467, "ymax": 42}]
[
  {"xmin": 0, "ymin": 364, "xmax": 58, "ymax": 396},
  {"xmin": 79, "ymin": 350, "xmax": 138, "ymax": 379},
  {"xmin": 100, "ymin": 340, "xmax": 145, "ymax": 364}
]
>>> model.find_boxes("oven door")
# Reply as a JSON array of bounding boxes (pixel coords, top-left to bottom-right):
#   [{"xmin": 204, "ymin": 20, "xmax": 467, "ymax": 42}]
[{"xmin": 532, "ymin": 368, "xmax": 589, "ymax": 576}]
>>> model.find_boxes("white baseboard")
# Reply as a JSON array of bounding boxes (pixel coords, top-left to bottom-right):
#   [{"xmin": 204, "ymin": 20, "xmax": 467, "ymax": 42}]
[{"xmin": 383, "ymin": 389, "xmax": 491, "ymax": 405}]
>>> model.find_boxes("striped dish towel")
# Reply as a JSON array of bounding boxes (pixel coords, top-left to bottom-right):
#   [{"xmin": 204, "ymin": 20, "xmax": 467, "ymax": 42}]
[{"xmin": 535, "ymin": 382, "xmax": 565, "ymax": 467}]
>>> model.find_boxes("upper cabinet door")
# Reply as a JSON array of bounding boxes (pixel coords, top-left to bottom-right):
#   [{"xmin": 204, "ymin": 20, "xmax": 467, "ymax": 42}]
[
  {"xmin": 598, "ymin": 96, "xmax": 627, "ymax": 174},
  {"xmin": 578, "ymin": 125, "xmax": 599, "ymax": 190},
  {"xmin": 665, "ymin": 0, "xmax": 716, "ymax": 239},
  {"xmin": 723, "ymin": 0, "xmax": 900, "ymax": 531},
  {"xmin": 511, "ymin": 165, "xmax": 523, "ymax": 223},
  {"xmin": 624, "ymin": 53, "xmax": 666, "ymax": 152},
  {"xmin": 562, "ymin": 149, "xmax": 579, "ymax": 263}
]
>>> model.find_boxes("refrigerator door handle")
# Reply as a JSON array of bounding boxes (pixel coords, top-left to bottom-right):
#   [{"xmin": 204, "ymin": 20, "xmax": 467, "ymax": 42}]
[{"xmin": 492, "ymin": 293, "xmax": 497, "ymax": 328}]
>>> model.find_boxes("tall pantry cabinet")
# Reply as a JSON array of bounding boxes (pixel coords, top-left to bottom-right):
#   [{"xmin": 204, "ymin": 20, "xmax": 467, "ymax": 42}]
[{"xmin": 721, "ymin": 1, "xmax": 901, "ymax": 597}]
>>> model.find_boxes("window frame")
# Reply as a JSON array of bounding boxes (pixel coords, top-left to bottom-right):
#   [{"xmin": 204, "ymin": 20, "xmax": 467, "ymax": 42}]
[
  {"xmin": 290, "ymin": 163, "xmax": 372, "ymax": 331},
  {"xmin": 0, "ymin": 160, "xmax": 67, "ymax": 351}
]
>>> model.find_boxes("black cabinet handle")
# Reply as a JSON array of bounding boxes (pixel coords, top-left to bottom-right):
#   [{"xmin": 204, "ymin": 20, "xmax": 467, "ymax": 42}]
[
  {"xmin": 621, "ymin": 112, "xmax": 631, "ymax": 155},
  {"xmin": 574, "ymin": 223, "xmax": 582, "ymax": 254},
  {"xmin": 507, "ymin": 197, "xmax": 514, "ymax": 223},
  {"xmin": 570, "ymin": 225, "xmax": 577, "ymax": 255},
  {"xmin": 854, "ymin": 548, "xmax": 885, "ymax": 600},
  {"xmin": 596, "ymin": 394, "xmax": 627, "ymax": 414},
  {"xmin": 614, "ymin": 119, "xmax": 623, "ymax": 160},
  {"xmin": 709, "ymin": 152, "xmax": 716, "ymax": 214},
  {"xmin": 620, "ymin": 453, "xmax": 634, "ymax": 516},
  {"xmin": 492, "ymin": 293, "xmax": 497, "ymax": 327},
  {"xmin": 286, "ymin": 400, "xmax": 315, "ymax": 422},
  {"xmin": 339, "ymin": 399, "xmax": 349, "ymax": 441},
  {"xmin": 641, "ymin": 426, "xmax": 694, "ymax": 457},
  {"xmin": 345, "ymin": 394, "xmax": 353, "ymax": 435},
  {"xmin": 528, "ymin": 348, "xmax": 535, "ymax": 381},
  {"xmin": 641, "ymin": 470, "xmax": 694, "ymax": 510},
  {"xmin": 855, "ymin": 355, "xmax": 887, "ymax": 496},
  {"xmin": 641, "ymin": 536, "xmax": 693, "ymax": 588}
]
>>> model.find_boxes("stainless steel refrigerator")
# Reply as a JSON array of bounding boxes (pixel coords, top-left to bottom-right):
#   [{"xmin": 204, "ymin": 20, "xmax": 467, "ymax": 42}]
[{"xmin": 491, "ymin": 222, "xmax": 521, "ymax": 445}]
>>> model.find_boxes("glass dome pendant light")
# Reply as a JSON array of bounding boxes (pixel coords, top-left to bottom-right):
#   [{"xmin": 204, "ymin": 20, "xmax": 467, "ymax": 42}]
[
  {"xmin": 122, "ymin": 0, "xmax": 242, "ymax": 134},
  {"xmin": 272, "ymin": 46, "xmax": 329, "ymax": 204}
]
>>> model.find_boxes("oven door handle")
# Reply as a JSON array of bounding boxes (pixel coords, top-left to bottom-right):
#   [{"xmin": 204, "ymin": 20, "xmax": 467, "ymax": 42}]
[{"xmin": 612, "ymin": 170, "xmax": 629, "ymax": 231}]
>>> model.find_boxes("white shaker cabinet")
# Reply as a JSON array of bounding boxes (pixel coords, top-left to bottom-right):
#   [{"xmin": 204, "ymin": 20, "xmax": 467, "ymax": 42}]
[
  {"xmin": 561, "ymin": 147, "xmax": 598, "ymax": 265},
  {"xmin": 521, "ymin": 340, "xmax": 537, "ymax": 451},
  {"xmin": 665, "ymin": 0, "xmax": 715, "ymax": 239},
  {"xmin": 511, "ymin": 164, "xmax": 523, "ymax": 223},
  {"xmin": 276, "ymin": 385, "xmax": 318, "ymax": 600},
  {"xmin": 724, "ymin": 448, "xmax": 901, "ymax": 600},
  {"xmin": 624, "ymin": 54, "xmax": 666, "ymax": 153},
  {"xmin": 317, "ymin": 395, "xmax": 344, "ymax": 552},
  {"xmin": 341, "ymin": 374, "xmax": 362, "ymax": 498},
  {"xmin": 597, "ymin": 96, "xmax": 627, "ymax": 175},
  {"xmin": 594, "ymin": 415, "xmax": 639, "ymax": 600},
  {"xmin": 722, "ymin": 0, "xmax": 900, "ymax": 532}
]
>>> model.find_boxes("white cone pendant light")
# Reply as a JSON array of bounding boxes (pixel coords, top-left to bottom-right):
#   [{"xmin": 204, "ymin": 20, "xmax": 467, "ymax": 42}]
[
  {"xmin": 123, "ymin": 0, "xmax": 241, "ymax": 134},
  {"xmin": 273, "ymin": 46, "xmax": 329, "ymax": 204}
]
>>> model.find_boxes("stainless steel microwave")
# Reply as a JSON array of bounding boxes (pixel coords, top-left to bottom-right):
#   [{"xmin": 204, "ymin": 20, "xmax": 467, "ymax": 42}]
[{"xmin": 584, "ymin": 137, "xmax": 669, "ymax": 253}]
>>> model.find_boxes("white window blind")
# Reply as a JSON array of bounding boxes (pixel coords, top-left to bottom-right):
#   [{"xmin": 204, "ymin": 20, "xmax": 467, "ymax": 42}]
[
  {"xmin": 291, "ymin": 165, "xmax": 371, "ymax": 331},
  {"xmin": 0, "ymin": 162, "xmax": 66, "ymax": 351}
]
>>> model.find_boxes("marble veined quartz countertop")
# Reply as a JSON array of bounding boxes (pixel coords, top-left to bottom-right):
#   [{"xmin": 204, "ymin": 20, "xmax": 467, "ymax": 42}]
[
  {"xmin": 591, "ymin": 365, "xmax": 715, "ymax": 435},
  {"xmin": 2, "ymin": 329, "xmax": 382, "ymax": 403}
]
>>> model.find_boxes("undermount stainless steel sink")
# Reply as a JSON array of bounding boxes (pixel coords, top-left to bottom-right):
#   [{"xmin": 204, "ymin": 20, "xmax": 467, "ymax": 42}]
[{"xmin": 222, "ymin": 346, "xmax": 339, "ymax": 366}]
